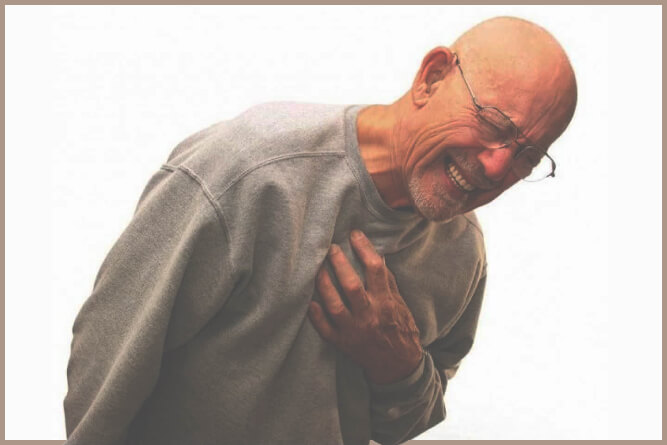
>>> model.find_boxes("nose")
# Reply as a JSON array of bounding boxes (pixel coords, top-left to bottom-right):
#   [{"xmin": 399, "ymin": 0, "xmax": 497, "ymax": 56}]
[{"xmin": 477, "ymin": 147, "xmax": 515, "ymax": 182}]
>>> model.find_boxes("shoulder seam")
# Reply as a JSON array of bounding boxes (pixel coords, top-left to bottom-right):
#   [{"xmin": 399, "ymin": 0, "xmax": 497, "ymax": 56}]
[
  {"xmin": 214, "ymin": 151, "xmax": 346, "ymax": 200},
  {"xmin": 161, "ymin": 164, "xmax": 231, "ymax": 244}
]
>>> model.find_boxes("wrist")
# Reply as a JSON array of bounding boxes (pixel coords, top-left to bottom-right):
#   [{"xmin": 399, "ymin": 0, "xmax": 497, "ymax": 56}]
[{"xmin": 365, "ymin": 348, "xmax": 425, "ymax": 385}]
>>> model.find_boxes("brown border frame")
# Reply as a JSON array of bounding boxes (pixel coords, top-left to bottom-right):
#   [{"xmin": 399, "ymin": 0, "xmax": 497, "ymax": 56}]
[{"xmin": 2, "ymin": 3, "xmax": 662, "ymax": 445}]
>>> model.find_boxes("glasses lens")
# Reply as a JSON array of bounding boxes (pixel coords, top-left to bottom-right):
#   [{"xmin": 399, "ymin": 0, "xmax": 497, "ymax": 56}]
[
  {"xmin": 477, "ymin": 107, "xmax": 517, "ymax": 147},
  {"xmin": 512, "ymin": 146, "xmax": 555, "ymax": 182}
]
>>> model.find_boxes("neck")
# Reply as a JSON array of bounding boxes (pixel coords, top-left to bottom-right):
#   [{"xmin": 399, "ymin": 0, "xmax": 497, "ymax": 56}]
[{"xmin": 356, "ymin": 100, "xmax": 413, "ymax": 210}]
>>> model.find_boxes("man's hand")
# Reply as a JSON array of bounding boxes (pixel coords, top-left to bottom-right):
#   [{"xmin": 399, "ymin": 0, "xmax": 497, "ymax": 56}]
[{"xmin": 308, "ymin": 230, "xmax": 424, "ymax": 385}]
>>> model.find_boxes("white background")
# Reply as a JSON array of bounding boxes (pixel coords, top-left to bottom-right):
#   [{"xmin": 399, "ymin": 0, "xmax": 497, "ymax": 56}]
[{"xmin": 5, "ymin": 5, "xmax": 661, "ymax": 440}]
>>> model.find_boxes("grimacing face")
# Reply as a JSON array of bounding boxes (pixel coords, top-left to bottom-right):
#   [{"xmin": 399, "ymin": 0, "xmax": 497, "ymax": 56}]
[
  {"xmin": 401, "ymin": 69, "xmax": 533, "ymax": 222},
  {"xmin": 392, "ymin": 18, "xmax": 577, "ymax": 222}
]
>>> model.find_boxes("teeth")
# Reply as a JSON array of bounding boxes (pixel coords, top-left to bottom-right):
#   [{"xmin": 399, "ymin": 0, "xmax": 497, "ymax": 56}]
[{"xmin": 446, "ymin": 162, "xmax": 476, "ymax": 192}]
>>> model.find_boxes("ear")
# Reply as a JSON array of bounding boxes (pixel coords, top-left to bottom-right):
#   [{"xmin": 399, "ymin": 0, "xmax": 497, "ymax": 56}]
[{"xmin": 411, "ymin": 46, "xmax": 455, "ymax": 108}]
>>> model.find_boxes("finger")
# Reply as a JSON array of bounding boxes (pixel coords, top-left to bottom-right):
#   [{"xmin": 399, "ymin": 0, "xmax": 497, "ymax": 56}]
[
  {"xmin": 308, "ymin": 302, "xmax": 338, "ymax": 343},
  {"xmin": 316, "ymin": 266, "xmax": 351, "ymax": 324},
  {"xmin": 386, "ymin": 269, "xmax": 405, "ymax": 303},
  {"xmin": 349, "ymin": 230, "xmax": 387, "ymax": 291},
  {"xmin": 328, "ymin": 244, "xmax": 370, "ymax": 312}
]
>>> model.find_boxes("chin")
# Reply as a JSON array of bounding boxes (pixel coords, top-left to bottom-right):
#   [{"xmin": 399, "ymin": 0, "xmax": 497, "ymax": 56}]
[{"xmin": 408, "ymin": 176, "xmax": 466, "ymax": 222}]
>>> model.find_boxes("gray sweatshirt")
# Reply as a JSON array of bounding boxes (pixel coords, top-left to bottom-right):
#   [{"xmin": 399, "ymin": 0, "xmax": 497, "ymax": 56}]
[{"xmin": 64, "ymin": 103, "xmax": 487, "ymax": 445}]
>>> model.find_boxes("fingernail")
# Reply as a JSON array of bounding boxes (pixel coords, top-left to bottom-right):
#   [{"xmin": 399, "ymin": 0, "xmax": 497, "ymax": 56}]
[
  {"xmin": 329, "ymin": 244, "xmax": 339, "ymax": 255},
  {"xmin": 351, "ymin": 230, "xmax": 363, "ymax": 240}
]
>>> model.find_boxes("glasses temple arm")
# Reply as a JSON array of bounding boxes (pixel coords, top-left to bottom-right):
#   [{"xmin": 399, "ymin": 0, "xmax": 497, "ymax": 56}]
[{"xmin": 454, "ymin": 55, "xmax": 483, "ymax": 110}]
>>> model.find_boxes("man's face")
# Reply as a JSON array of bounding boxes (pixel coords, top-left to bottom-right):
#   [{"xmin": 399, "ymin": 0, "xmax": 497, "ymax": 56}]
[
  {"xmin": 401, "ymin": 83, "xmax": 533, "ymax": 222},
  {"xmin": 396, "ymin": 21, "xmax": 577, "ymax": 222}
]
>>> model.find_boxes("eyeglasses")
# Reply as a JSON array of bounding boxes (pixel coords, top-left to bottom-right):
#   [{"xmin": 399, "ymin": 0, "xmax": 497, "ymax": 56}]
[{"xmin": 452, "ymin": 52, "xmax": 556, "ymax": 182}]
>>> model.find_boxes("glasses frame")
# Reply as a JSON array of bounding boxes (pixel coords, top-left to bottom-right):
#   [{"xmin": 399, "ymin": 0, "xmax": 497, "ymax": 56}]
[{"xmin": 452, "ymin": 52, "xmax": 556, "ymax": 182}]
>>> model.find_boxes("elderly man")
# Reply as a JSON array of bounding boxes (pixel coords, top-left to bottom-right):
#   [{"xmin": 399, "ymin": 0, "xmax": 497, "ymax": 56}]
[{"xmin": 64, "ymin": 16, "xmax": 576, "ymax": 445}]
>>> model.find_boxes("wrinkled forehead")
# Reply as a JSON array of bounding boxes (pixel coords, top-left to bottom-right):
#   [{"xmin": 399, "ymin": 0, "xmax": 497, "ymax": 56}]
[
  {"xmin": 452, "ymin": 18, "xmax": 577, "ymax": 147},
  {"xmin": 457, "ymin": 51, "xmax": 574, "ymax": 147}
]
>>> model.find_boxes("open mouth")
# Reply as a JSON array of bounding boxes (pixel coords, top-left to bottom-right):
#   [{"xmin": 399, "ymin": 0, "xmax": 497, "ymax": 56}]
[{"xmin": 444, "ymin": 158, "xmax": 476, "ymax": 193}]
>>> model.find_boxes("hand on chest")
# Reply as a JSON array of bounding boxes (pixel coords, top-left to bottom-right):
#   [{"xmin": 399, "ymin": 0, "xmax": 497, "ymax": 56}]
[{"xmin": 318, "ymin": 229, "xmax": 482, "ymax": 347}]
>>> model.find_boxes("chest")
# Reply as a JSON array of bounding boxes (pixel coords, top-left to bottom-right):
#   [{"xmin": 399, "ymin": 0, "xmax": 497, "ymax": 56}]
[
  {"xmin": 226, "ymin": 193, "xmax": 485, "ymax": 348},
  {"xmin": 327, "ymin": 229, "xmax": 485, "ymax": 347}
]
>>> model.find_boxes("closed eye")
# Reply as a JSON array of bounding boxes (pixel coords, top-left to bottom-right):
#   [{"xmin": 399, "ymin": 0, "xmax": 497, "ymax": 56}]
[{"xmin": 475, "ymin": 118, "xmax": 514, "ymax": 148}]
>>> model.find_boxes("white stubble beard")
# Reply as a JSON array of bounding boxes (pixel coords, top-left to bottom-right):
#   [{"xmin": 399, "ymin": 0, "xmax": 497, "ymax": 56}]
[{"xmin": 407, "ymin": 173, "xmax": 465, "ymax": 222}]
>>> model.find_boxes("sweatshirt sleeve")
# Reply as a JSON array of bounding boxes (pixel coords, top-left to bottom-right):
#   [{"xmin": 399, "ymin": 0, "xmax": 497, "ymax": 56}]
[
  {"xmin": 368, "ymin": 273, "xmax": 487, "ymax": 445},
  {"xmin": 64, "ymin": 165, "xmax": 237, "ymax": 445}
]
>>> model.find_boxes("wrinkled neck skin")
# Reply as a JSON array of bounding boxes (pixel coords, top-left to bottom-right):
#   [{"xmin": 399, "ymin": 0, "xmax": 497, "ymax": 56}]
[{"xmin": 356, "ymin": 98, "xmax": 414, "ymax": 212}]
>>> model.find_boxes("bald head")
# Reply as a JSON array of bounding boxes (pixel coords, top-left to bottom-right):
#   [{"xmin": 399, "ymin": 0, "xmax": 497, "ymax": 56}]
[
  {"xmin": 451, "ymin": 17, "xmax": 577, "ymax": 148},
  {"xmin": 358, "ymin": 17, "xmax": 578, "ymax": 219}
]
